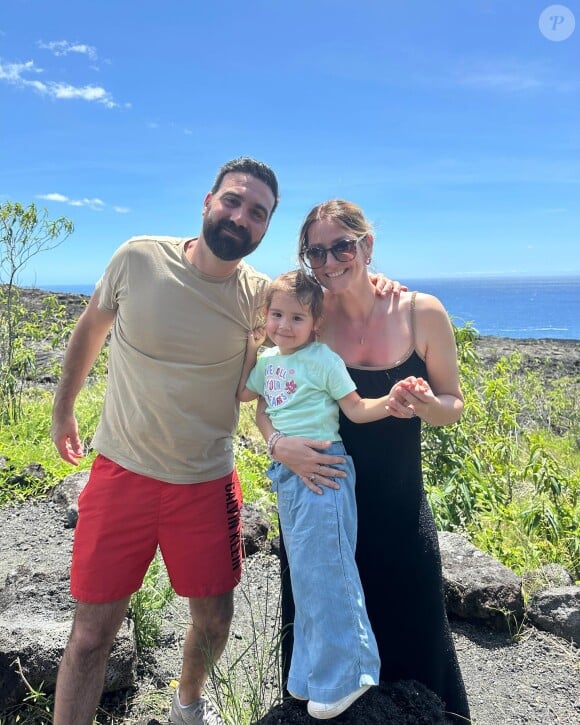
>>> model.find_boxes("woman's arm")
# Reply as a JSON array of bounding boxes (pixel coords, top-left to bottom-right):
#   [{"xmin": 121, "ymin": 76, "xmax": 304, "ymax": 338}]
[
  {"xmin": 389, "ymin": 293, "xmax": 463, "ymax": 426},
  {"xmin": 255, "ymin": 397, "xmax": 344, "ymax": 494}
]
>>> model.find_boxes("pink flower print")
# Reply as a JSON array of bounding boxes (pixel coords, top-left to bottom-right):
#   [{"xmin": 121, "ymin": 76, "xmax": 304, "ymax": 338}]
[{"xmin": 285, "ymin": 380, "xmax": 297, "ymax": 394}]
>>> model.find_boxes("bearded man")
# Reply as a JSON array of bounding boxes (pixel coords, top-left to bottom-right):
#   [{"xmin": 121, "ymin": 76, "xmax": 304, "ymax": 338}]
[{"xmin": 51, "ymin": 157, "xmax": 280, "ymax": 725}]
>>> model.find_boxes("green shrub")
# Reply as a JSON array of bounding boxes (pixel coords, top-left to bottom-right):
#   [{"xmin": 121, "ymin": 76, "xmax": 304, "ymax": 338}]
[{"xmin": 424, "ymin": 324, "xmax": 579, "ymax": 578}]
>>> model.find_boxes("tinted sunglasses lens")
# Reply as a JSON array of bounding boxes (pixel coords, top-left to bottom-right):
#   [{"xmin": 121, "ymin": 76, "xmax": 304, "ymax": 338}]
[
  {"xmin": 332, "ymin": 240, "xmax": 358, "ymax": 261},
  {"xmin": 304, "ymin": 247, "xmax": 326, "ymax": 268}
]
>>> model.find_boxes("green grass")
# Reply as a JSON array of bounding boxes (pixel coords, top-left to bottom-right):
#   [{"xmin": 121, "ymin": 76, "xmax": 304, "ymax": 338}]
[{"xmin": 0, "ymin": 383, "xmax": 104, "ymax": 505}]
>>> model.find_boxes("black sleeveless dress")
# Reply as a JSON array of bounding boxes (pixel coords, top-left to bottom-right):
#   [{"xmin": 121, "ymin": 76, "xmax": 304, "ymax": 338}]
[{"xmin": 279, "ymin": 348, "xmax": 471, "ymax": 723}]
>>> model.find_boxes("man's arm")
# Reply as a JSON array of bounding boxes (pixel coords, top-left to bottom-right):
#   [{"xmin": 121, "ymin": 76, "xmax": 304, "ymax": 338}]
[{"xmin": 51, "ymin": 291, "xmax": 116, "ymax": 464}]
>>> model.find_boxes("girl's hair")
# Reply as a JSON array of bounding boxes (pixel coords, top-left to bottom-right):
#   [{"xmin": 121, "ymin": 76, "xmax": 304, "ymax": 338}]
[
  {"xmin": 265, "ymin": 269, "xmax": 324, "ymax": 321},
  {"xmin": 298, "ymin": 199, "xmax": 373, "ymax": 256}
]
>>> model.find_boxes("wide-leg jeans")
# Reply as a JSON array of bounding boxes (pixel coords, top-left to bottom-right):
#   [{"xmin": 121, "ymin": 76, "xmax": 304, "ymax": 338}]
[{"xmin": 268, "ymin": 442, "xmax": 380, "ymax": 703}]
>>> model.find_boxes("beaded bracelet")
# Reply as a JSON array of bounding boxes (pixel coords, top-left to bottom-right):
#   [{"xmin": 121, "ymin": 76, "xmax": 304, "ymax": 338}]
[{"xmin": 266, "ymin": 431, "xmax": 285, "ymax": 459}]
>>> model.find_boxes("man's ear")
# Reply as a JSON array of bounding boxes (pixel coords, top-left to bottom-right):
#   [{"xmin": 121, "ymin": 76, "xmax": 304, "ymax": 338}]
[{"xmin": 202, "ymin": 192, "xmax": 212, "ymax": 216}]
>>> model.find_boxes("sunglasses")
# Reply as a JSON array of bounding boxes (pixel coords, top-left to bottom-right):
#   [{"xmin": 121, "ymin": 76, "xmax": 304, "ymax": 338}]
[{"xmin": 300, "ymin": 237, "xmax": 363, "ymax": 270}]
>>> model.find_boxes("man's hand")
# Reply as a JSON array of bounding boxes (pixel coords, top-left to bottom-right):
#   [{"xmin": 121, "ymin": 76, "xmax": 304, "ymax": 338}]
[
  {"xmin": 369, "ymin": 273, "xmax": 408, "ymax": 297},
  {"xmin": 52, "ymin": 411, "xmax": 84, "ymax": 465}
]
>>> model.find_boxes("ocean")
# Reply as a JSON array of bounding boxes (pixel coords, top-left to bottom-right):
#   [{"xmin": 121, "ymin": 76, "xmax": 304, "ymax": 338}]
[{"xmin": 41, "ymin": 275, "xmax": 580, "ymax": 341}]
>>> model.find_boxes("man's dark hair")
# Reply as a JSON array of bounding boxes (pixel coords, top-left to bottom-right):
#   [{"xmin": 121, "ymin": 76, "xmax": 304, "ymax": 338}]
[{"xmin": 211, "ymin": 157, "xmax": 280, "ymax": 216}]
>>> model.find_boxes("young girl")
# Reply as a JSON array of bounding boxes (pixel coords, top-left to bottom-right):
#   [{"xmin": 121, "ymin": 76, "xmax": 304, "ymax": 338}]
[{"xmin": 237, "ymin": 270, "xmax": 422, "ymax": 719}]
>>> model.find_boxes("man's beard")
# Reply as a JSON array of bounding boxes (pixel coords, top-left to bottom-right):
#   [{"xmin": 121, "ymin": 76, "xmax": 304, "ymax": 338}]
[{"xmin": 203, "ymin": 217, "xmax": 262, "ymax": 261}]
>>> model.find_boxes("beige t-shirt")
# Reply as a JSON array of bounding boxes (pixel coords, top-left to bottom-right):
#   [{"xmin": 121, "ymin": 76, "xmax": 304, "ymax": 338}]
[{"xmin": 91, "ymin": 235, "xmax": 269, "ymax": 483}]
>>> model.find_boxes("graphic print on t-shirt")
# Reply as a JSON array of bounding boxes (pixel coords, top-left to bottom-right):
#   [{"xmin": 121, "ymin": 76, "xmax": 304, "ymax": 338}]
[{"xmin": 263, "ymin": 362, "xmax": 297, "ymax": 408}]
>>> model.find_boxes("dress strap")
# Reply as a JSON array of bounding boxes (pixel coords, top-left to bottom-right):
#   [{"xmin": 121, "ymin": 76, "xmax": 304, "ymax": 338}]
[{"xmin": 410, "ymin": 291, "xmax": 417, "ymax": 348}]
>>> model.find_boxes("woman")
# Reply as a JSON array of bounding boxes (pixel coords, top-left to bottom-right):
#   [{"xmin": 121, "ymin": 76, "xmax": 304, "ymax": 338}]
[{"xmin": 259, "ymin": 200, "xmax": 471, "ymax": 723}]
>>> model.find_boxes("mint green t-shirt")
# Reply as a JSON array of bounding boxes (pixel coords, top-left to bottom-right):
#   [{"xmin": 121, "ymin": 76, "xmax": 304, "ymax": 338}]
[{"xmin": 246, "ymin": 342, "xmax": 356, "ymax": 439}]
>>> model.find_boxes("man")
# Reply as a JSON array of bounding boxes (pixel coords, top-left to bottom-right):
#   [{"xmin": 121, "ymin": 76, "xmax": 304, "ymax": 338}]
[{"xmin": 51, "ymin": 157, "xmax": 282, "ymax": 725}]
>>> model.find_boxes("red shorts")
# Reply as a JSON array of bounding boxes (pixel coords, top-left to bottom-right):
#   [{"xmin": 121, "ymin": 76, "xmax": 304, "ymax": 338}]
[{"xmin": 71, "ymin": 454, "xmax": 243, "ymax": 602}]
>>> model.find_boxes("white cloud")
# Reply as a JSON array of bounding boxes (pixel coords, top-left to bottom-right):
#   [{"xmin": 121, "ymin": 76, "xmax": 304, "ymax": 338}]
[
  {"xmin": 37, "ymin": 194, "xmax": 108, "ymax": 211},
  {"xmin": 50, "ymin": 82, "xmax": 116, "ymax": 105},
  {"xmin": 0, "ymin": 58, "xmax": 123, "ymax": 108},
  {"xmin": 456, "ymin": 68, "xmax": 541, "ymax": 92},
  {"xmin": 69, "ymin": 198, "xmax": 105, "ymax": 211},
  {"xmin": 37, "ymin": 192, "xmax": 69, "ymax": 203},
  {"xmin": 452, "ymin": 59, "xmax": 579, "ymax": 94},
  {"xmin": 113, "ymin": 206, "xmax": 130, "ymax": 214},
  {"xmin": 0, "ymin": 60, "xmax": 40, "ymax": 81},
  {"xmin": 37, "ymin": 40, "xmax": 98, "ymax": 62}
]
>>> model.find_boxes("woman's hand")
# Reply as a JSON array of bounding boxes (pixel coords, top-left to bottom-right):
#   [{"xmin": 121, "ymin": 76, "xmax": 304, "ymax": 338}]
[
  {"xmin": 273, "ymin": 435, "xmax": 346, "ymax": 494},
  {"xmin": 385, "ymin": 376, "xmax": 436, "ymax": 420}
]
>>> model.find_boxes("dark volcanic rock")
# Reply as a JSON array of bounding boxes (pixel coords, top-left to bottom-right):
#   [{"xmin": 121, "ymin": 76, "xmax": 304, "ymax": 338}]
[
  {"xmin": 9, "ymin": 287, "xmax": 580, "ymax": 386},
  {"xmin": 14, "ymin": 286, "xmax": 90, "ymax": 321},
  {"xmin": 252, "ymin": 681, "xmax": 448, "ymax": 725},
  {"xmin": 475, "ymin": 335, "xmax": 579, "ymax": 381}
]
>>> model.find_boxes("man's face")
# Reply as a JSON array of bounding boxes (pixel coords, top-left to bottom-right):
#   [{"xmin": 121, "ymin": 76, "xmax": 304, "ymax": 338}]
[{"xmin": 201, "ymin": 172, "xmax": 275, "ymax": 261}]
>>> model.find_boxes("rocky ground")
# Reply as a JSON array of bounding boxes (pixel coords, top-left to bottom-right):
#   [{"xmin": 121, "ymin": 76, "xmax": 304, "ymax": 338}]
[
  {"xmin": 0, "ymin": 499, "xmax": 578, "ymax": 725},
  {"xmin": 474, "ymin": 336, "xmax": 579, "ymax": 382}
]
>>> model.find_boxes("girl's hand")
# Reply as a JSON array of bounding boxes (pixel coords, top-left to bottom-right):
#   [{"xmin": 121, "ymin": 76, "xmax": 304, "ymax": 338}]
[
  {"xmin": 385, "ymin": 376, "xmax": 436, "ymax": 420},
  {"xmin": 248, "ymin": 326, "xmax": 266, "ymax": 351}
]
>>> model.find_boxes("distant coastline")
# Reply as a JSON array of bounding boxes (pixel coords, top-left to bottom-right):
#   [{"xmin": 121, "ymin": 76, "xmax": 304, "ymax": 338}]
[
  {"xmin": 11, "ymin": 288, "xmax": 579, "ymax": 384},
  {"xmin": 32, "ymin": 273, "xmax": 580, "ymax": 295},
  {"xmin": 29, "ymin": 275, "xmax": 580, "ymax": 341}
]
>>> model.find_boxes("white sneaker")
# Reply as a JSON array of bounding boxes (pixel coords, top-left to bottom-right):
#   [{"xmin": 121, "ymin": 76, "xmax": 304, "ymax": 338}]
[
  {"xmin": 307, "ymin": 684, "xmax": 371, "ymax": 720},
  {"xmin": 169, "ymin": 690, "xmax": 225, "ymax": 725},
  {"xmin": 287, "ymin": 689, "xmax": 308, "ymax": 701}
]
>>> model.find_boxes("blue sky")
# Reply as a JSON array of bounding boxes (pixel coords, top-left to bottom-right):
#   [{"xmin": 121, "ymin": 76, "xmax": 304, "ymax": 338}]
[{"xmin": 1, "ymin": 0, "xmax": 578, "ymax": 288}]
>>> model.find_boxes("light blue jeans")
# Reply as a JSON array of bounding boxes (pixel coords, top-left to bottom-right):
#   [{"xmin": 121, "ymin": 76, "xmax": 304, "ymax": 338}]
[{"xmin": 268, "ymin": 442, "xmax": 380, "ymax": 703}]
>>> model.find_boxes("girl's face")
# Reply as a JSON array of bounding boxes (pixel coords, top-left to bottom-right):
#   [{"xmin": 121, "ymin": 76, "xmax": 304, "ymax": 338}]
[
  {"xmin": 304, "ymin": 218, "xmax": 370, "ymax": 292},
  {"xmin": 266, "ymin": 290, "xmax": 316, "ymax": 355}
]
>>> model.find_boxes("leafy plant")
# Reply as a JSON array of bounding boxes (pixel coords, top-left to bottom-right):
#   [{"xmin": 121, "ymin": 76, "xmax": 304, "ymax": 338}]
[
  {"xmin": 424, "ymin": 323, "xmax": 579, "ymax": 578},
  {"xmin": 129, "ymin": 553, "xmax": 176, "ymax": 653},
  {"xmin": 0, "ymin": 202, "xmax": 74, "ymax": 423},
  {"xmin": 204, "ymin": 557, "xmax": 284, "ymax": 724}
]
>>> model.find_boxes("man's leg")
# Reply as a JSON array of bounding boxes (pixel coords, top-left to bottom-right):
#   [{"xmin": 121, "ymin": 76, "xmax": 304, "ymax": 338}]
[
  {"xmin": 176, "ymin": 591, "xmax": 234, "ymax": 705},
  {"xmin": 53, "ymin": 596, "xmax": 131, "ymax": 725}
]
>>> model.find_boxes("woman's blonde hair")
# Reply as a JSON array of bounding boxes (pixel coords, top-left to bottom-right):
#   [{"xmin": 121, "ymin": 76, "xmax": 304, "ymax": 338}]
[{"xmin": 298, "ymin": 199, "xmax": 373, "ymax": 258}]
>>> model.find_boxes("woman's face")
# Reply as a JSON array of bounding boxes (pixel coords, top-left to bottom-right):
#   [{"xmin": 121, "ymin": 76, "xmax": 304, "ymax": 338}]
[{"xmin": 305, "ymin": 218, "xmax": 369, "ymax": 291}]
